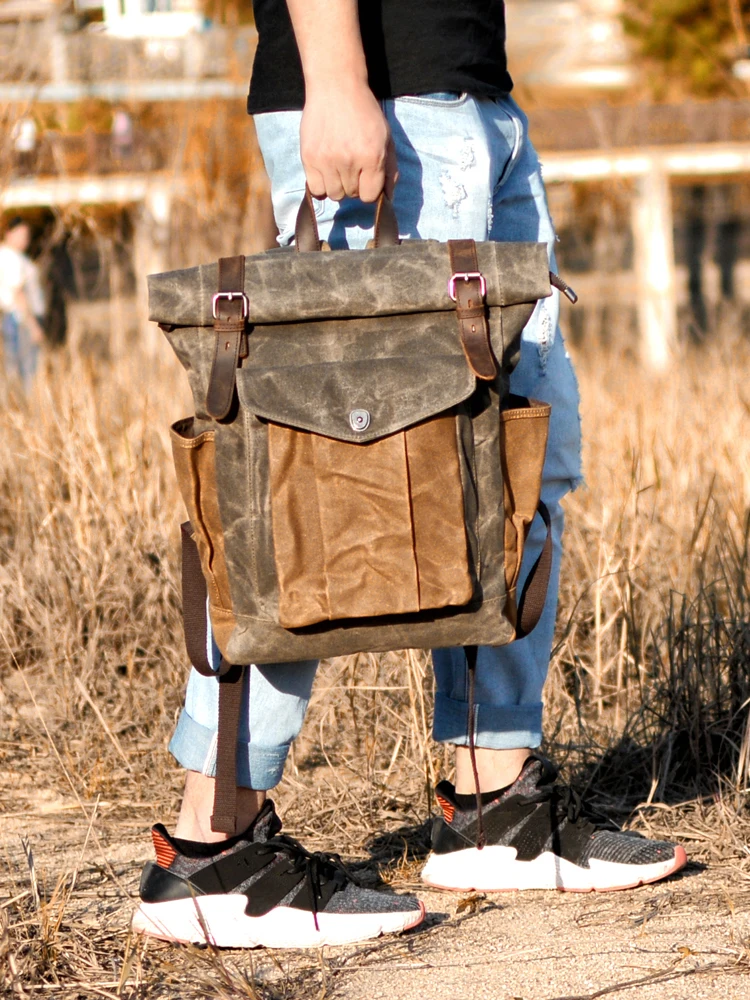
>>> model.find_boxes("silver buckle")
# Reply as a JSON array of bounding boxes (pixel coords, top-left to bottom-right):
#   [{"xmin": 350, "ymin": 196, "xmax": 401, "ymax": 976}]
[
  {"xmin": 212, "ymin": 291, "xmax": 249, "ymax": 320},
  {"xmin": 448, "ymin": 271, "xmax": 487, "ymax": 302}
]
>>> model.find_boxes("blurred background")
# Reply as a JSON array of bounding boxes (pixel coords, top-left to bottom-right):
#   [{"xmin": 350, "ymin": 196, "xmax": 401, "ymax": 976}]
[{"xmin": 1, "ymin": 0, "xmax": 750, "ymax": 361}]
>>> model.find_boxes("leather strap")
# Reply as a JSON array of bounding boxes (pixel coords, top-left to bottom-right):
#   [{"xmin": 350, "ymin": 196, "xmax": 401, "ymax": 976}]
[
  {"xmin": 206, "ymin": 255, "xmax": 247, "ymax": 421},
  {"xmin": 294, "ymin": 185, "xmax": 400, "ymax": 252},
  {"xmin": 295, "ymin": 187, "xmax": 322, "ymax": 252},
  {"xmin": 180, "ymin": 520, "xmax": 245, "ymax": 835},
  {"xmin": 448, "ymin": 239, "xmax": 497, "ymax": 381},
  {"xmin": 516, "ymin": 501, "xmax": 553, "ymax": 638}
]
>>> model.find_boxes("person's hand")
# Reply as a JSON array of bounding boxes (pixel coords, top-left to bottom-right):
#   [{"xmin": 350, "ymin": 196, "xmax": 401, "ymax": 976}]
[
  {"xmin": 300, "ymin": 81, "xmax": 397, "ymax": 203},
  {"xmin": 29, "ymin": 318, "xmax": 44, "ymax": 346}
]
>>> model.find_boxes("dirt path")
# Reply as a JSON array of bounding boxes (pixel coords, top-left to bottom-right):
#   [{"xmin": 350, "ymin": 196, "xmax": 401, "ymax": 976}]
[{"xmin": 3, "ymin": 809, "xmax": 749, "ymax": 1000}]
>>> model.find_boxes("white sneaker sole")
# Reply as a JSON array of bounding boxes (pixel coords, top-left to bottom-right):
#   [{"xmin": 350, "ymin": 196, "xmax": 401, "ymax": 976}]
[
  {"xmin": 132, "ymin": 896, "xmax": 425, "ymax": 949},
  {"xmin": 421, "ymin": 844, "xmax": 687, "ymax": 893}
]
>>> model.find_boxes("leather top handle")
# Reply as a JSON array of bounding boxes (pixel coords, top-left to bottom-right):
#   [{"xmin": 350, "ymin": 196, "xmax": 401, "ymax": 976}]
[{"xmin": 295, "ymin": 185, "xmax": 400, "ymax": 252}]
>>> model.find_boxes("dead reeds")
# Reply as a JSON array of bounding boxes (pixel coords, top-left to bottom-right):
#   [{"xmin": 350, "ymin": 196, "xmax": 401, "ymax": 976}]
[{"xmin": 0, "ymin": 329, "xmax": 749, "ymax": 996}]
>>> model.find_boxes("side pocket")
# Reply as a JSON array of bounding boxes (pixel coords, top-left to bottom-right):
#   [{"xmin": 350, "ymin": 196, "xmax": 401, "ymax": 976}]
[
  {"xmin": 171, "ymin": 417, "xmax": 233, "ymax": 613},
  {"xmin": 499, "ymin": 398, "xmax": 551, "ymax": 624}
]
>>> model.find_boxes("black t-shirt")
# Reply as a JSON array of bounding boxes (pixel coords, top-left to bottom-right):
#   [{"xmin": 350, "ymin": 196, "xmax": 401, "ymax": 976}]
[{"xmin": 247, "ymin": 0, "xmax": 512, "ymax": 114}]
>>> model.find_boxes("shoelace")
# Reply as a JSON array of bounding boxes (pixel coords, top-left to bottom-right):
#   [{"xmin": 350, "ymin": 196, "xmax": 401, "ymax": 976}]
[
  {"xmin": 256, "ymin": 834, "xmax": 350, "ymax": 931},
  {"xmin": 525, "ymin": 777, "xmax": 616, "ymax": 830}
]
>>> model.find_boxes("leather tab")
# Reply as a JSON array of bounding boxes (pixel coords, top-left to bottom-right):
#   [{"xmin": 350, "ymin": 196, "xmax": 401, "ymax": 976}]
[
  {"xmin": 206, "ymin": 256, "xmax": 247, "ymax": 421},
  {"xmin": 448, "ymin": 239, "xmax": 497, "ymax": 381},
  {"xmin": 295, "ymin": 188, "xmax": 322, "ymax": 252}
]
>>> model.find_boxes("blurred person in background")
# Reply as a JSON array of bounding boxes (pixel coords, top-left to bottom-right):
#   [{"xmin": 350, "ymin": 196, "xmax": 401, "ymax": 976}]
[
  {"xmin": 111, "ymin": 109, "xmax": 134, "ymax": 166},
  {"xmin": 11, "ymin": 117, "xmax": 38, "ymax": 177},
  {"xmin": 133, "ymin": 0, "xmax": 688, "ymax": 951},
  {"xmin": 0, "ymin": 218, "xmax": 45, "ymax": 393}
]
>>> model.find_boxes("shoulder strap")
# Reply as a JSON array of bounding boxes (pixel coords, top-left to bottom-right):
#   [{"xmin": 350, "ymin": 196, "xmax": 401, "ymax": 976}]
[
  {"xmin": 180, "ymin": 521, "xmax": 245, "ymax": 835},
  {"xmin": 516, "ymin": 501, "xmax": 552, "ymax": 638}
]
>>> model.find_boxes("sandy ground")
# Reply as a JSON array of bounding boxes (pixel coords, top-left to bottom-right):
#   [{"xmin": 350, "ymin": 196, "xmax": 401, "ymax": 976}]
[{"xmin": 3, "ymin": 807, "xmax": 750, "ymax": 1000}]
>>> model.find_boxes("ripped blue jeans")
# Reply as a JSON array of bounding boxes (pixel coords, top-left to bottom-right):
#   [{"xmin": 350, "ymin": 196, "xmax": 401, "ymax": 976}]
[{"xmin": 169, "ymin": 93, "xmax": 583, "ymax": 789}]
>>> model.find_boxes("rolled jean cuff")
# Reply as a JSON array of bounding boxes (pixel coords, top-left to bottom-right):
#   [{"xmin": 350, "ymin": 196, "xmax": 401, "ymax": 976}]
[
  {"xmin": 168, "ymin": 708, "xmax": 289, "ymax": 791},
  {"xmin": 432, "ymin": 693, "xmax": 543, "ymax": 750}
]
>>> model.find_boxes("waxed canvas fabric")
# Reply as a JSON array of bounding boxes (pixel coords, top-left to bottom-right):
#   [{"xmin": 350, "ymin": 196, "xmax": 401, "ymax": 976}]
[{"xmin": 150, "ymin": 238, "xmax": 552, "ymax": 665}]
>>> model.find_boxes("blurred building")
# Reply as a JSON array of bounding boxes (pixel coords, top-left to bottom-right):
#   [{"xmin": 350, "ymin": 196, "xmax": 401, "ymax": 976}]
[{"xmin": 0, "ymin": 0, "xmax": 749, "ymax": 361}]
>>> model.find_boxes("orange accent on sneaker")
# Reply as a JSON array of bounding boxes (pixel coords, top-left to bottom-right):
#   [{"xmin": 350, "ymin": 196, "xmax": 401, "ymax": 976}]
[
  {"xmin": 152, "ymin": 828, "xmax": 177, "ymax": 869},
  {"xmin": 436, "ymin": 794, "xmax": 455, "ymax": 824}
]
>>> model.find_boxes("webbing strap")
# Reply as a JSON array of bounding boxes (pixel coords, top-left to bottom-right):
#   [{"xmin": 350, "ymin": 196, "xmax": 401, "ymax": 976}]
[
  {"xmin": 180, "ymin": 522, "xmax": 213, "ymax": 678},
  {"xmin": 180, "ymin": 521, "xmax": 245, "ymax": 835},
  {"xmin": 211, "ymin": 661, "xmax": 246, "ymax": 835},
  {"xmin": 516, "ymin": 501, "xmax": 553, "ymax": 639},
  {"xmin": 463, "ymin": 501, "xmax": 553, "ymax": 848}
]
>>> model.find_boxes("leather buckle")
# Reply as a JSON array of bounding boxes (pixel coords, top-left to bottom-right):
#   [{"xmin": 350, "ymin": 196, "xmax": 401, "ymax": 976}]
[
  {"xmin": 448, "ymin": 272, "xmax": 487, "ymax": 302},
  {"xmin": 212, "ymin": 291, "xmax": 249, "ymax": 320}
]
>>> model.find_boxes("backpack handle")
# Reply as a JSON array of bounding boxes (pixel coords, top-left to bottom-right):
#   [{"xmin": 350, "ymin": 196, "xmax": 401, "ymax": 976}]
[{"xmin": 295, "ymin": 184, "xmax": 400, "ymax": 251}]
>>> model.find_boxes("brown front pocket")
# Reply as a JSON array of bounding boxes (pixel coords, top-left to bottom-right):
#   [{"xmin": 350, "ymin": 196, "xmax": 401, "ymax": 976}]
[
  {"xmin": 171, "ymin": 417, "xmax": 234, "ymax": 613},
  {"xmin": 499, "ymin": 399, "xmax": 551, "ymax": 621},
  {"xmin": 268, "ymin": 414, "xmax": 474, "ymax": 628}
]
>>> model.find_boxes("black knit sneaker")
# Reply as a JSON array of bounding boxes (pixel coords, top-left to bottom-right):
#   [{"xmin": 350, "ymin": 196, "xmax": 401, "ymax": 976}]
[
  {"xmin": 132, "ymin": 801, "xmax": 424, "ymax": 948},
  {"xmin": 421, "ymin": 756, "xmax": 687, "ymax": 893}
]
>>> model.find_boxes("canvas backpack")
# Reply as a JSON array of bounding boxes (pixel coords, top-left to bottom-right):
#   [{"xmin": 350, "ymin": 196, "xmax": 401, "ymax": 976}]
[{"xmin": 149, "ymin": 193, "xmax": 576, "ymax": 832}]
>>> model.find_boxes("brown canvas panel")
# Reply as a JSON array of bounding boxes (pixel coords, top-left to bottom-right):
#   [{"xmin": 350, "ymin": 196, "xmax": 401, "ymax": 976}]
[
  {"xmin": 312, "ymin": 430, "xmax": 419, "ymax": 622},
  {"xmin": 405, "ymin": 415, "xmax": 474, "ymax": 609},
  {"xmin": 268, "ymin": 415, "xmax": 472, "ymax": 629},
  {"xmin": 171, "ymin": 419, "xmax": 234, "ymax": 614},
  {"xmin": 266, "ymin": 422, "xmax": 331, "ymax": 628},
  {"xmin": 499, "ymin": 401, "xmax": 551, "ymax": 619}
]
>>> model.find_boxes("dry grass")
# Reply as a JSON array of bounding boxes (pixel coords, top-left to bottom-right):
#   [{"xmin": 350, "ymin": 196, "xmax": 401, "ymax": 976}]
[{"xmin": 0, "ymin": 324, "xmax": 749, "ymax": 997}]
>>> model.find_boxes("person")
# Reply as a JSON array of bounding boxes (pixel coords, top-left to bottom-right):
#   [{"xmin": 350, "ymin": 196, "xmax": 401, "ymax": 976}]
[
  {"xmin": 0, "ymin": 217, "xmax": 45, "ymax": 393},
  {"xmin": 133, "ymin": 0, "xmax": 687, "ymax": 949},
  {"xmin": 111, "ymin": 109, "xmax": 134, "ymax": 165},
  {"xmin": 11, "ymin": 117, "xmax": 37, "ymax": 176}
]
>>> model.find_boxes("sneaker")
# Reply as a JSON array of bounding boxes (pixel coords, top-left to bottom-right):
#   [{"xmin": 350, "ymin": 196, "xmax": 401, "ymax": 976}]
[
  {"xmin": 132, "ymin": 800, "xmax": 424, "ymax": 948},
  {"xmin": 421, "ymin": 756, "xmax": 688, "ymax": 893}
]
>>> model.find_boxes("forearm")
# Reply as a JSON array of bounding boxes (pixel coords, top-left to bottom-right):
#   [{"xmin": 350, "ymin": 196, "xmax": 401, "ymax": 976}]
[
  {"xmin": 284, "ymin": 0, "xmax": 395, "ymax": 202},
  {"xmin": 285, "ymin": 0, "xmax": 369, "ymax": 94}
]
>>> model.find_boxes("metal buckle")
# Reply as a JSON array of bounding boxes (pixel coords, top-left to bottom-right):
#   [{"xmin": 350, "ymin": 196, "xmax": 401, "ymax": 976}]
[
  {"xmin": 448, "ymin": 271, "xmax": 487, "ymax": 302},
  {"xmin": 212, "ymin": 291, "xmax": 249, "ymax": 320}
]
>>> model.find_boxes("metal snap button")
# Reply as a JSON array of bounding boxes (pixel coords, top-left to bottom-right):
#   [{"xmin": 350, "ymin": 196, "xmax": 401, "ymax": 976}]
[{"xmin": 349, "ymin": 409, "xmax": 370, "ymax": 432}]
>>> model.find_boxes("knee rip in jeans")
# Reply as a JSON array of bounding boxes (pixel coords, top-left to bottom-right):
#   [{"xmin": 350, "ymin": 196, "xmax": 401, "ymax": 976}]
[{"xmin": 439, "ymin": 139, "xmax": 476, "ymax": 218}]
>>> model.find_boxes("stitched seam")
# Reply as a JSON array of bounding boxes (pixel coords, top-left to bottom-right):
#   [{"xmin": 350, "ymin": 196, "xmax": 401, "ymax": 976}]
[
  {"xmin": 402, "ymin": 430, "xmax": 421, "ymax": 609},
  {"xmin": 310, "ymin": 434, "xmax": 333, "ymax": 621},
  {"xmin": 501, "ymin": 408, "xmax": 551, "ymax": 421}
]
